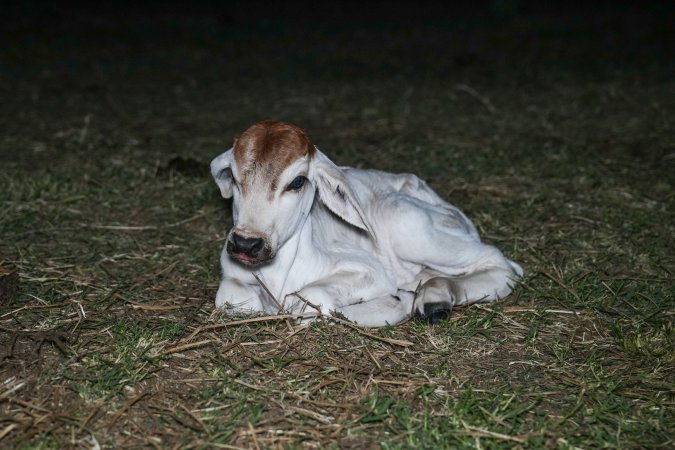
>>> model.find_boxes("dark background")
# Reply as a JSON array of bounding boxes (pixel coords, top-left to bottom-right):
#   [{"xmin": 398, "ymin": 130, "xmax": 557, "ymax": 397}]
[
  {"xmin": 1, "ymin": 1, "xmax": 674, "ymax": 448},
  {"xmin": 2, "ymin": 0, "xmax": 673, "ymax": 170},
  {"xmin": 3, "ymin": 1, "xmax": 673, "ymax": 81}
]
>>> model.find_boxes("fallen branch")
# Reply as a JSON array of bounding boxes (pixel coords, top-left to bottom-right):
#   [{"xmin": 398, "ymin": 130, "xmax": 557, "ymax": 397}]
[
  {"xmin": 460, "ymin": 421, "xmax": 526, "ymax": 443},
  {"xmin": 186, "ymin": 314, "xmax": 315, "ymax": 341},
  {"xmin": 327, "ymin": 316, "xmax": 413, "ymax": 347},
  {"xmin": 163, "ymin": 339, "xmax": 217, "ymax": 355},
  {"xmin": 107, "ymin": 392, "xmax": 151, "ymax": 430},
  {"xmin": 455, "ymin": 84, "xmax": 497, "ymax": 114}
]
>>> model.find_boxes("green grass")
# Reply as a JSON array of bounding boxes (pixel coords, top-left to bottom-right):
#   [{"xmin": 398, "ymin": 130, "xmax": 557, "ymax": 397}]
[{"xmin": 1, "ymin": 6, "xmax": 674, "ymax": 449}]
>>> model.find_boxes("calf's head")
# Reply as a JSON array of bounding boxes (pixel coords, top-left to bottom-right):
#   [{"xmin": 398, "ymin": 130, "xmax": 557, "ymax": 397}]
[{"xmin": 211, "ymin": 121, "xmax": 372, "ymax": 266}]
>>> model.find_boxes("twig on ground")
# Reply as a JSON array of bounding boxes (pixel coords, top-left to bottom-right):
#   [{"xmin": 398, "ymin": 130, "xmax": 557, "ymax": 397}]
[
  {"xmin": 0, "ymin": 424, "xmax": 18, "ymax": 441},
  {"xmin": 186, "ymin": 314, "xmax": 317, "ymax": 341},
  {"xmin": 252, "ymin": 273, "xmax": 284, "ymax": 312},
  {"xmin": 77, "ymin": 406, "xmax": 101, "ymax": 434},
  {"xmin": 83, "ymin": 210, "xmax": 215, "ymax": 232},
  {"xmin": 460, "ymin": 421, "xmax": 526, "ymax": 443},
  {"xmin": 455, "ymin": 84, "xmax": 497, "ymax": 113},
  {"xmin": 542, "ymin": 270, "xmax": 580, "ymax": 302},
  {"xmin": 107, "ymin": 392, "xmax": 151, "ymax": 430},
  {"xmin": 163, "ymin": 339, "xmax": 218, "ymax": 355},
  {"xmin": 500, "ymin": 307, "xmax": 582, "ymax": 315},
  {"xmin": 327, "ymin": 316, "xmax": 413, "ymax": 347}
]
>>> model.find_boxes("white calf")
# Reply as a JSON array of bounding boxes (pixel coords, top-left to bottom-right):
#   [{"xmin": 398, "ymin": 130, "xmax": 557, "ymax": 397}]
[{"xmin": 211, "ymin": 121, "xmax": 522, "ymax": 327}]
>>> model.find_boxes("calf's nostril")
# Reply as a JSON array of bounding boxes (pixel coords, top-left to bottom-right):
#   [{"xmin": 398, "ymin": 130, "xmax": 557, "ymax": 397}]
[
  {"xmin": 249, "ymin": 239, "xmax": 263, "ymax": 255},
  {"xmin": 231, "ymin": 233, "xmax": 264, "ymax": 257}
]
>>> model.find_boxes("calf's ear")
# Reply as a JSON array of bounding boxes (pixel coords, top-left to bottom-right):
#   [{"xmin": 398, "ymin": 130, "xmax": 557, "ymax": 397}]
[
  {"xmin": 210, "ymin": 149, "xmax": 234, "ymax": 198},
  {"xmin": 313, "ymin": 149, "xmax": 375, "ymax": 238}
]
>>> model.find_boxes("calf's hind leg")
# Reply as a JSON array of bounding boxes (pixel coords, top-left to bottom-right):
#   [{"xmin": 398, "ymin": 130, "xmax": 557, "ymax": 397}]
[
  {"xmin": 412, "ymin": 267, "xmax": 520, "ymax": 324},
  {"xmin": 380, "ymin": 195, "xmax": 523, "ymax": 323},
  {"xmin": 414, "ymin": 276, "xmax": 455, "ymax": 324},
  {"xmin": 385, "ymin": 197, "xmax": 522, "ymax": 306}
]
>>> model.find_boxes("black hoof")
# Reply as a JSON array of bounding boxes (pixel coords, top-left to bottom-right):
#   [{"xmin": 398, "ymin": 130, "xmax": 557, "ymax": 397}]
[{"xmin": 416, "ymin": 302, "xmax": 453, "ymax": 324}]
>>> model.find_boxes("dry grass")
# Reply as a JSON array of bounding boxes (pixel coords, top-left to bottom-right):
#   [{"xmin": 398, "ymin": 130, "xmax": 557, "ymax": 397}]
[{"xmin": 1, "ymin": 4, "xmax": 674, "ymax": 449}]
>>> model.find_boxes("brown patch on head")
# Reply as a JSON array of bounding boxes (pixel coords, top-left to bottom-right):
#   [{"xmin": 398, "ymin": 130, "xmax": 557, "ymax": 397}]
[{"xmin": 233, "ymin": 121, "xmax": 315, "ymax": 191}]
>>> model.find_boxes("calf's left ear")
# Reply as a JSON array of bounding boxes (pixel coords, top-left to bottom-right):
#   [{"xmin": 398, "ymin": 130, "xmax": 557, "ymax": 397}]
[
  {"xmin": 210, "ymin": 149, "xmax": 234, "ymax": 198},
  {"xmin": 313, "ymin": 149, "xmax": 375, "ymax": 238}
]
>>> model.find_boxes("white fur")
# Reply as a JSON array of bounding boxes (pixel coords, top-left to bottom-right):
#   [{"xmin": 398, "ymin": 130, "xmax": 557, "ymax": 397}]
[{"xmin": 211, "ymin": 147, "xmax": 522, "ymax": 327}]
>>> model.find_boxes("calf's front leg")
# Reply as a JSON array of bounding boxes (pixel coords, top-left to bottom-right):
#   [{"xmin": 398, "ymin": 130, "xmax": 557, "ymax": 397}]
[
  {"xmin": 337, "ymin": 290, "xmax": 416, "ymax": 327},
  {"xmin": 285, "ymin": 271, "xmax": 415, "ymax": 327},
  {"xmin": 215, "ymin": 277, "xmax": 264, "ymax": 312}
]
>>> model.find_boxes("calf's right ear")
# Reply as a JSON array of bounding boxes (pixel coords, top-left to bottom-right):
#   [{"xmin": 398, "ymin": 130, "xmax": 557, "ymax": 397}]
[{"xmin": 210, "ymin": 148, "xmax": 234, "ymax": 198}]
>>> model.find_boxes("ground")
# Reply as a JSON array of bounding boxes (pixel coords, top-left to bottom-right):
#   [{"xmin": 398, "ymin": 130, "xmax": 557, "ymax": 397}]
[{"xmin": 0, "ymin": 2, "xmax": 673, "ymax": 449}]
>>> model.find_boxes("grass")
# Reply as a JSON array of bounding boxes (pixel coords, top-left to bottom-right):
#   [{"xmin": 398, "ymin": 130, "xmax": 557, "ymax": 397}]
[{"xmin": 1, "ymin": 4, "xmax": 674, "ymax": 449}]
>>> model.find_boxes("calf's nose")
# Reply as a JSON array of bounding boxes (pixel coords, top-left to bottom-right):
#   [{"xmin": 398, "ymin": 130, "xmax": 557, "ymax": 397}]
[{"xmin": 229, "ymin": 233, "xmax": 264, "ymax": 257}]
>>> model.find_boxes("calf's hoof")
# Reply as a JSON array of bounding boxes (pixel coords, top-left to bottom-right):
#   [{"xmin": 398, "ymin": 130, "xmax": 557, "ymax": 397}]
[{"xmin": 416, "ymin": 301, "xmax": 453, "ymax": 324}]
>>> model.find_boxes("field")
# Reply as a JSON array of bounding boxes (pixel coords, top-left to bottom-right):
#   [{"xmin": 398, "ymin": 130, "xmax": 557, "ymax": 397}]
[{"xmin": 1, "ymin": 3, "xmax": 673, "ymax": 449}]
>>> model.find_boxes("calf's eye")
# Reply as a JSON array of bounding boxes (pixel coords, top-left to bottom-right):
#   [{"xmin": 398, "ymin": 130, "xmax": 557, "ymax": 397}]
[{"xmin": 287, "ymin": 176, "xmax": 306, "ymax": 191}]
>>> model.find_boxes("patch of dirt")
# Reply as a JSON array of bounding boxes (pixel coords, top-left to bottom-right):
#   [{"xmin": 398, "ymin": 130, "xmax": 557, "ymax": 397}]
[{"xmin": 0, "ymin": 267, "xmax": 18, "ymax": 306}]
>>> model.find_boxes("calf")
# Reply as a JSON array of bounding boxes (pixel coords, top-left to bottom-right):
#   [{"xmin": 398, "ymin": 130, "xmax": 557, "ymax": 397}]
[{"xmin": 211, "ymin": 121, "xmax": 522, "ymax": 327}]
